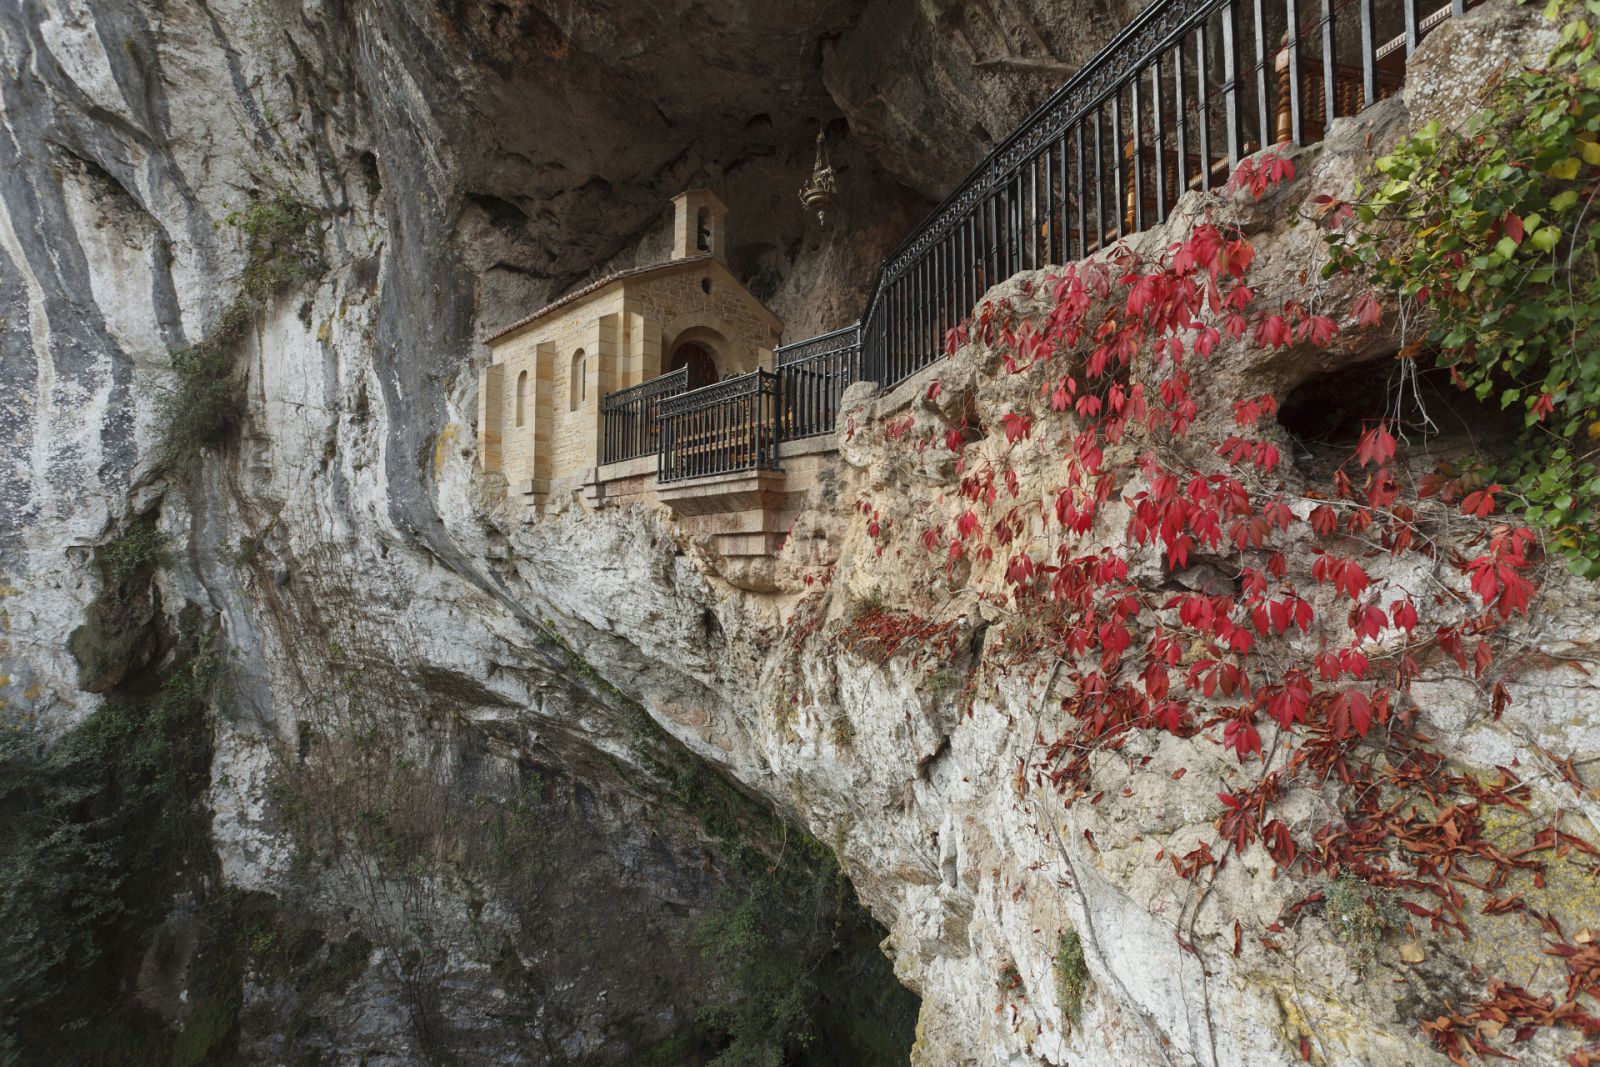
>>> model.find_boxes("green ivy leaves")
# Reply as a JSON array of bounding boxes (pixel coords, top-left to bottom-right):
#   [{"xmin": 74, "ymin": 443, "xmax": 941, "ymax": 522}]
[{"xmin": 1324, "ymin": 0, "xmax": 1600, "ymax": 575}]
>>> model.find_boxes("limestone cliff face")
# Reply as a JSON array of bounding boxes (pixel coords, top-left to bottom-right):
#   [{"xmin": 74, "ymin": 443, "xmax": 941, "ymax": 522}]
[
  {"xmin": 474, "ymin": 7, "xmax": 1600, "ymax": 1066},
  {"xmin": 2, "ymin": 1, "xmax": 1594, "ymax": 1065}
]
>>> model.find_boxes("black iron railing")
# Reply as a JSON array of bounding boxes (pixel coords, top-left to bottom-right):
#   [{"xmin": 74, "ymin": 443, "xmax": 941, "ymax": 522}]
[
  {"xmin": 842, "ymin": 0, "xmax": 1460, "ymax": 392},
  {"xmin": 658, "ymin": 370, "xmax": 782, "ymax": 484},
  {"xmin": 595, "ymin": 0, "xmax": 1466, "ymax": 486},
  {"xmin": 777, "ymin": 324, "xmax": 863, "ymax": 442},
  {"xmin": 601, "ymin": 366, "xmax": 689, "ymax": 465}
]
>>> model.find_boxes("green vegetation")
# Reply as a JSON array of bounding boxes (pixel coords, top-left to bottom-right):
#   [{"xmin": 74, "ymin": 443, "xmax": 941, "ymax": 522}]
[
  {"xmin": 671, "ymin": 761, "xmax": 916, "ymax": 1067},
  {"xmin": 0, "ymin": 627, "xmax": 223, "ymax": 1062},
  {"xmin": 1323, "ymin": 874, "xmax": 1405, "ymax": 956},
  {"xmin": 157, "ymin": 190, "xmax": 321, "ymax": 469},
  {"xmin": 544, "ymin": 622, "xmax": 916, "ymax": 1066},
  {"xmin": 1053, "ymin": 928, "xmax": 1088, "ymax": 1024},
  {"xmin": 1324, "ymin": 0, "xmax": 1600, "ymax": 571},
  {"xmin": 68, "ymin": 518, "xmax": 162, "ymax": 693},
  {"xmin": 100, "ymin": 517, "xmax": 169, "ymax": 585},
  {"xmin": 228, "ymin": 194, "xmax": 323, "ymax": 299}
]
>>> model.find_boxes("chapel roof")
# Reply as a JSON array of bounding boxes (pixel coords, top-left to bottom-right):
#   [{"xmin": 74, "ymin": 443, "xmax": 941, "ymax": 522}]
[{"xmin": 483, "ymin": 252, "xmax": 779, "ymax": 346}]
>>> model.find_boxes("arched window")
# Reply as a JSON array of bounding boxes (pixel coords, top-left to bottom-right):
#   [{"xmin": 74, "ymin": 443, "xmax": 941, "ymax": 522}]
[
  {"xmin": 696, "ymin": 208, "xmax": 710, "ymax": 252},
  {"xmin": 514, "ymin": 370, "xmax": 528, "ymax": 427},
  {"xmin": 569, "ymin": 349, "xmax": 586, "ymax": 412}
]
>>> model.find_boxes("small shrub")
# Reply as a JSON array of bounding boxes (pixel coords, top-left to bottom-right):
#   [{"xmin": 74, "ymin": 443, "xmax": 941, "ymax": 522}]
[
  {"xmin": 827, "ymin": 712, "xmax": 855, "ymax": 748},
  {"xmin": 1324, "ymin": 874, "xmax": 1405, "ymax": 956},
  {"xmin": 156, "ymin": 190, "xmax": 321, "ymax": 469},
  {"xmin": 228, "ymin": 194, "xmax": 323, "ymax": 301},
  {"xmin": 1054, "ymin": 928, "xmax": 1088, "ymax": 1023},
  {"xmin": 100, "ymin": 518, "xmax": 168, "ymax": 586}
]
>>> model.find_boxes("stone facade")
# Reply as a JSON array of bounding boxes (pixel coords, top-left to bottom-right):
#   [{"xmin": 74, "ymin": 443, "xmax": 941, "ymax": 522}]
[{"xmin": 479, "ymin": 191, "xmax": 784, "ymax": 506}]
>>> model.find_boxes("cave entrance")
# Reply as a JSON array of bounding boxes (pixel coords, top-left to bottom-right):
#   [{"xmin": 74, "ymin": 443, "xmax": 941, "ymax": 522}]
[
  {"xmin": 1277, "ymin": 354, "xmax": 1521, "ymax": 476},
  {"xmin": 668, "ymin": 341, "xmax": 719, "ymax": 390}
]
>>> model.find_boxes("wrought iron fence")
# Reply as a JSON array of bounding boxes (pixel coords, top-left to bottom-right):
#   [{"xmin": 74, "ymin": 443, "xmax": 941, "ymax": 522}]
[
  {"xmin": 596, "ymin": 0, "xmax": 1466, "ymax": 485},
  {"xmin": 776, "ymin": 324, "xmax": 863, "ymax": 441},
  {"xmin": 601, "ymin": 366, "xmax": 689, "ymax": 465},
  {"xmin": 658, "ymin": 370, "xmax": 782, "ymax": 484},
  {"xmin": 848, "ymin": 0, "xmax": 1462, "ymax": 392}
]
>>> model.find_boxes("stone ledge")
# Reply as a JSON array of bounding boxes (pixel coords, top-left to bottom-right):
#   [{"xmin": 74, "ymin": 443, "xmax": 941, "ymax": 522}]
[
  {"xmin": 596, "ymin": 455, "xmax": 657, "ymax": 482},
  {"xmin": 777, "ymin": 434, "xmax": 839, "ymax": 460},
  {"xmin": 656, "ymin": 469, "xmax": 798, "ymax": 517}
]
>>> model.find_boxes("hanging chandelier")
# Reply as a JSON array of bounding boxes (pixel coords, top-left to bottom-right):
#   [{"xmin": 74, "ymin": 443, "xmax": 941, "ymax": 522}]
[{"xmin": 798, "ymin": 131, "xmax": 838, "ymax": 227}]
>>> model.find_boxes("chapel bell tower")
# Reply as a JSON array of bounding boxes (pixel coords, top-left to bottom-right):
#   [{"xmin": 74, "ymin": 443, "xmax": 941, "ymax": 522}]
[{"xmin": 672, "ymin": 189, "xmax": 728, "ymax": 261}]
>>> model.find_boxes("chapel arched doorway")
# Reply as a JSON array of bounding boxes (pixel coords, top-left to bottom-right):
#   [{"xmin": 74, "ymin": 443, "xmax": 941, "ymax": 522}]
[{"xmin": 667, "ymin": 341, "xmax": 719, "ymax": 390}]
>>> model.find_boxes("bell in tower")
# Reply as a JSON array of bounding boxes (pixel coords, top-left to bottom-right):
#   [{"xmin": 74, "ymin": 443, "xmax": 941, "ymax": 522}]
[{"xmin": 671, "ymin": 189, "xmax": 728, "ymax": 260}]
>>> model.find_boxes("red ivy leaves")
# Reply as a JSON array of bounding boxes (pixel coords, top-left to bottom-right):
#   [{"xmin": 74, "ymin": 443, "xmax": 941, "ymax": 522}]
[
  {"xmin": 1327, "ymin": 688, "xmax": 1377, "ymax": 738},
  {"xmin": 882, "ymin": 149, "xmax": 1567, "ymax": 1060},
  {"xmin": 1462, "ymin": 484, "xmax": 1501, "ymax": 517},
  {"xmin": 1263, "ymin": 819, "xmax": 1298, "ymax": 868},
  {"xmin": 1355, "ymin": 422, "xmax": 1397, "ymax": 466},
  {"xmin": 1352, "ymin": 290, "xmax": 1384, "ymax": 329},
  {"xmin": 1223, "ymin": 714, "xmax": 1263, "ymax": 761},
  {"xmin": 1000, "ymin": 411, "xmax": 1032, "ymax": 444},
  {"xmin": 1229, "ymin": 151, "xmax": 1296, "ymax": 198},
  {"xmin": 1464, "ymin": 526, "xmax": 1539, "ymax": 618},
  {"xmin": 1312, "ymin": 552, "xmax": 1371, "ymax": 600}
]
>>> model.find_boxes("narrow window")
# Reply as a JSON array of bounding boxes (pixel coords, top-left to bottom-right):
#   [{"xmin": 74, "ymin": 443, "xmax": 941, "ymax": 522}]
[
  {"xmin": 696, "ymin": 207, "xmax": 710, "ymax": 252},
  {"xmin": 569, "ymin": 349, "xmax": 586, "ymax": 412},
  {"xmin": 515, "ymin": 370, "xmax": 528, "ymax": 427}
]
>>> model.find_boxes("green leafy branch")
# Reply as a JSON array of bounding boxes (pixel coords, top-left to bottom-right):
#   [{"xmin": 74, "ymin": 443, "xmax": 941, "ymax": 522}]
[{"xmin": 1322, "ymin": 0, "xmax": 1600, "ymax": 572}]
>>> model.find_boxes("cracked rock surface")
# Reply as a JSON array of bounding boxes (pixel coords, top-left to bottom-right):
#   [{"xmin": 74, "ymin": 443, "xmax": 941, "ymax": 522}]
[{"xmin": 1, "ymin": 0, "xmax": 1590, "ymax": 1065}]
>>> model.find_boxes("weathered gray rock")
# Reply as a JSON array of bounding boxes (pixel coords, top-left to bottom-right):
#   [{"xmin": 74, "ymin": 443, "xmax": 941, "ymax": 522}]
[{"xmin": 2, "ymin": 0, "xmax": 1591, "ymax": 1065}]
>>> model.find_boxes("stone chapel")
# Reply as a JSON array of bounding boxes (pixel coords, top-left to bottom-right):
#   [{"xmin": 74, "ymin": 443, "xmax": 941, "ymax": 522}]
[{"xmin": 477, "ymin": 190, "xmax": 784, "ymax": 506}]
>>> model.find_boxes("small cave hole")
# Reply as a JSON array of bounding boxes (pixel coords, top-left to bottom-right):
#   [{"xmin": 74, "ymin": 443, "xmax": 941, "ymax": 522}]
[
  {"xmin": 358, "ymin": 150, "xmax": 381, "ymax": 197},
  {"xmin": 1277, "ymin": 355, "xmax": 1522, "ymax": 477},
  {"xmin": 700, "ymin": 608, "xmax": 724, "ymax": 646}
]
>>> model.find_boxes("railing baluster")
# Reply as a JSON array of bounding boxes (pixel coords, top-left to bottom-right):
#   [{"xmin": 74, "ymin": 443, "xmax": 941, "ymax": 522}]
[
  {"xmin": 1252, "ymin": 0, "xmax": 1270, "ymax": 151},
  {"xmin": 919, "ymin": 255, "xmax": 930, "ymax": 367},
  {"xmin": 894, "ymin": 275, "xmax": 905, "ymax": 384},
  {"xmin": 939, "ymin": 233, "xmax": 948, "ymax": 352},
  {"xmin": 964, "ymin": 207, "xmax": 975, "ymax": 310},
  {"xmin": 1358, "ymin": 0, "xmax": 1376, "ymax": 109},
  {"xmin": 1285, "ymin": 0, "xmax": 1303, "ymax": 144},
  {"xmin": 1111, "ymin": 92, "xmax": 1125, "ymax": 239},
  {"xmin": 1074, "ymin": 122, "xmax": 1088, "ymax": 258},
  {"xmin": 1130, "ymin": 74, "xmax": 1145, "ymax": 233},
  {"xmin": 1057, "ymin": 130, "xmax": 1070, "ymax": 261},
  {"xmin": 1174, "ymin": 40, "xmax": 1189, "ymax": 194},
  {"xmin": 907, "ymin": 262, "xmax": 917, "ymax": 376},
  {"xmin": 1093, "ymin": 106, "xmax": 1106, "ymax": 249},
  {"xmin": 1151, "ymin": 57, "xmax": 1167, "ymax": 223},
  {"xmin": 985, "ymin": 190, "xmax": 998, "ymax": 309},
  {"xmin": 944, "ymin": 231, "xmax": 954, "ymax": 342},
  {"xmin": 1222, "ymin": 0, "xmax": 1245, "ymax": 164},
  {"xmin": 1044, "ymin": 138, "xmax": 1056, "ymax": 263},
  {"xmin": 1403, "ymin": 0, "xmax": 1419, "ymax": 55},
  {"xmin": 1030, "ymin": 154, "xmax": 1042, "ymax": 268},
  {"xmin": 1321, "ymin": 0, "xmax": 1338, "ymax": 126},
  {"xmin": 1196, "ymin": 21, "xmax": 1213, "ymax": 188}
]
